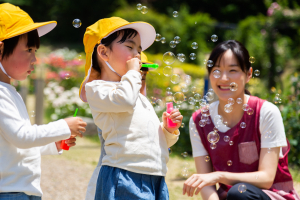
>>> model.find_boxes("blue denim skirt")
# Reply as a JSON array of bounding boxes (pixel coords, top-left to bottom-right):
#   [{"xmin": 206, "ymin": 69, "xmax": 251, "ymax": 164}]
[
  {"xmin": 0, "ymin": 192, "xmax": 41, "ymax": 200},
  {"xmin": 95, "ymin": 165, "xmax": 169, "ymax": 200}
]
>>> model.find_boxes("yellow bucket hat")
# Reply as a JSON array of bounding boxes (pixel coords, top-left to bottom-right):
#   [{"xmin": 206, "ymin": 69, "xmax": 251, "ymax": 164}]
[
  {"xmin": 0, "ymin": 3, "xmax": 57, "ymax": 41},
  {"xmin": 141, "ymin": 52, "xmax": 153, "ymax": 64},
  {"xmin": 79, "ymin": 17, "xmax": 156, "ymax": 102}
]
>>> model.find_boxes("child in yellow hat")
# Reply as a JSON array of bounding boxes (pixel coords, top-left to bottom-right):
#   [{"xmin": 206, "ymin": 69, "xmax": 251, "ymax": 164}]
[
  {"xmin": 81, "ymin": 17, "xmax": 182, "ymax": 200},
  {"xmin": 0, "ymin": 3, "xmax": 87, "ymax": 199}
]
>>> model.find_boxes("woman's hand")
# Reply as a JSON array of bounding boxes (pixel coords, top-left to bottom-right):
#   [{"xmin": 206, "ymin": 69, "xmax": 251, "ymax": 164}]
[
  {"xmin": 162, "ymin": 109, "xmax": 183, "ymax": 133},
  {"xmin": 183, "ymin": 172, "xmax": 221, "ymax": 197}
]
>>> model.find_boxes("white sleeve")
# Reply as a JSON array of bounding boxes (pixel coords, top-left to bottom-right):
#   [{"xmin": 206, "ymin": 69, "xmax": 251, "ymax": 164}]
[
  {"xmin": 189, "ymin": 117, "xmax": 208, "ymax": 157},
  {"xmin": 40, "ymin": 142, "xmax": 63, "ymax": 155},
  {"xmin": 85, "ymin": 70, "xmax": 142, "ymax": 113},
  {"xmin": 0, "ymin": 92, "xmax": 71, "ymax": 149},
  {"xmin": 260, "ymin": 101, "xmax": 287, "ymax": 148}
]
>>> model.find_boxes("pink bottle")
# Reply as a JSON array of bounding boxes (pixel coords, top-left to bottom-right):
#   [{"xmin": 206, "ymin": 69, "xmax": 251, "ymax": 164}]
[{"xmin": 166, "ymin": 102, "xmax": 177, "ymax": 128}]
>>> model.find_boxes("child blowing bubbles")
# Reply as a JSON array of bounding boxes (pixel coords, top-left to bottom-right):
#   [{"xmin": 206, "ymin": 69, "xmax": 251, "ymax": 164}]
[
  {"xmin": 80, "ymin": 17, "xmax": 182, "ymax": 200},
  {"xmin": 0, "ymin": 3, "xmax": 87, "ymax": 200}
]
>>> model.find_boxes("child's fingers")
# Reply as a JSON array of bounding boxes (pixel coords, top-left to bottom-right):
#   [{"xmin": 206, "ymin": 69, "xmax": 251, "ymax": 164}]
[{"xmin": 172, "ymin": 115, "xmax": 183, "ymax": 123}]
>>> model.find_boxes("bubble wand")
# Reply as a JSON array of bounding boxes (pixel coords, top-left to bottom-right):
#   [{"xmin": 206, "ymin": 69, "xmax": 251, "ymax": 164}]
[
  {"xmin": 141, "ymin": 63, "xmax": 159, "ymax": 69},
  {"xmin": 60, "ymin": 108, "xmax": 78, "ymax": 151}
]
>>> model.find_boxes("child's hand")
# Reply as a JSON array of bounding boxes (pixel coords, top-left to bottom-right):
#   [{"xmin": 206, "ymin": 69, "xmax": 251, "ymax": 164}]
[
  {"xmin": 126, "ymin": 58, "xmax": 141, "ymax": 72},
  {"xmin": 55, "ymin": 136, "xmax": 77, "ymax": 151},
  {"xmin": 64, "ymin": 117, "xmax": 87, "ymax": 137},
  {"xmin": 162, "ymin": 109, "xmax": 183, "ymax": 133}
]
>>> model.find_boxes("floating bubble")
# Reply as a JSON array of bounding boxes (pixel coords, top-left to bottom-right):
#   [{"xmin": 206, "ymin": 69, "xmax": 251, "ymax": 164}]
[
  {"xmin": 166, "ymin": 95, "xmax": 173, "ymax": 102},
  {"xmin": 184, "ymin": 75, "xmax": 192, "ymax": 85},
  {"xmin": 181, "ymin": 83, "xmax": 188, "ymax": 92},
  {"xmin": 209, "ymin": 88, "xmax": 214, "ymax": 93},
  {"xmin": 189, "ymin": 53, "xmax": 196, "ymax": 60},
  {"xmin": 230, "ymin": 82, "xmax": 238, "ymax": 91},
  {"xmin": 188, "ymin": 97, "xmax": 196, "ymax": 105},
  {"xmin": 141, "ymin": 6, "xmax": 148, "ymax": 14},
  {"xmin": 247, "ymin": 108, "xmax": 254, "ymax": 115},
  {"xmin": 191, "ymin": 42, "xmax": 198, "ymax": 49},
  {"xmin": 249, "ymin": 56, "xmax": 255, "ymax": 64},
  {"xmin": 229, "ymin": 141, "xmax": 234, "ymax": 146},
  {"xmin": 242, "ymin": 104, "xmax": 249, "ymax": 111},
  {"xmin": 213, "ymin": 127, "xmax": 219, "ymax": 132},
  {"xmin": 173, "ymin": 11, "xmax": 179, "ymax": 17},
  {"xmin": 203, "ymin": 59, "xmax": 207, "ymax": 65},
  {"xmin": 76, "ymin": 54, "xmax": 82, "ymax": 61},
  {"xmin": 207, "ymin": 131, "xmax": 220, "ymax": 144},
  {"xmin": 194, "ymin": 93, "xmax": 201, "ymax": 102},
  {"xmin": 227, "ymin": 160, "xmax": 232, "ymax": 166},
  {"xmin": 171, "ymin": 74, "xmax": 180, "ymax": 84},
  {"xmin": 214, "ymin": 115, "xmax": 223, "ymax": 123},
  {"xmin": 254, "ymin": 69, "xmax": 260, "ymax": 76},
  {"xmin": 173, "ymin": 92, "xmax": 185, "ymax": 104},
  {"xmin": 169, "ymin": 41, "xmax": 176, "ymax": 48},
  {"xmin": 206, "ymin": 118, "xmax": 211, "ymax": 124},
  {"xmin": 191, "ymin": 86, "xmax": 197, "ymax": 93},
  {"xmin": 163, "ymin": 52, "xmax": 175, "ymax": 65},
  {"xmin": 267, "ymin": 148, "xmax": 271, "ymax": 153},
  {"xmin": 163, "ymin": 66, "xmax": 173, "ymax": 77},
  {"xmin": 181, "ymin": 168, "xmax": 190, "ymax": 177},
  {"xmin": 228, "ymin": 98, "xmax": 235, "ymax": 105},
  {"xmin": 174, "ymin": 36, "xmax": 181, "ymax": 44},
  {"xmin": 72, "ymin": 19, "xmax": 82, "ymax": 28},
  {"xmin": 240, "ymin": 122, "xmax": 246, "ymax": 128},
  {"xmin": 137, "ymin": 3, "xmax": 142, "ymax": 10},
  {"xmin": 155, "ymin": 33, "xmax": 162, "ymax": 41},
  {"xmin": 211, "ymin": 34, "xmax": 218, "ymax": 42},
  {"xmin": 213, "ymin": 70, "xmax": 221, "ymax": 78},
  {"xmin": 255, "ymin": 175, "xmax": 259, "ymax": 179},
  {"xmin": 238, "ymin": 184, "xmax": 247, "ymax": 193},
  {"xmin": 180, "ymin": 122, "xmax": 185, "ymax": 128},
  {"xmin": 195, "ymin": 105, "xmax": 200, "ymax": 110},
  {"xmin": 156, "ymin": 99, "xmax": 164, "ymax": 108},
  {"xmin": 224, "ymin": 135, "xmax": 230, "ymax": 142},
  {"xmin": 64, "ymin": 73, "xmax": 70, "ymax": 80},
  {"xmin": 168, "ymin": 147, "xmax": 172, "ymax": 154},
  {"xmin": 177, "ymin": 53, "xmax": 186, "ymax": 62},
  {"xmin": 160, "ymin": 37, "xmax": 166, "ymax": 44},
  {"xmin": 30, "ymin": 110, "xmax": 35, "ymax": 118},
  {"xmin": 199, "ymin": 119, "xmax": 206, "ymax": 127},
  {"xmin": 210, "ymin": 143, "xmax": 217, "ymax": 149},
  {"xmin": 205, "ymin": 156, "xmax": 210, "ymax": 162},
  {"xmin": 206, "ymin": 92, "xmax": 214, "ymax": 101},
  {"xmin": 181, "ymin": 152, "xmax": 188, "ymax": 157},
  {"xmin": 207, "ymin": 60, "xmax": 214, "ymax": 67},
  {"xmin": 223, "ymin": 120, "xmax": 228, "ymax": 126},
  {"xmin": 274, "ymin": 96, "xmax": 281, "ymax": 104},
  {"xmin": 166, "ymin": 87, "xmax": 171, "ymax": 92},
  {"xmin": 236, "ymin": 98, "xmax": 243, "ymax": 104},
  {"xmin": 224, "ymin": 104, "xmax": 233, "ymax": 113}
]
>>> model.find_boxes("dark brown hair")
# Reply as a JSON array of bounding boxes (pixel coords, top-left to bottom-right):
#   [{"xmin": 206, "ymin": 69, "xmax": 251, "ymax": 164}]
[
  {"xmin": 1, "ymin": 30, "xmax": 40, "ymax": 59},
  {"xmin": 207, "ymin": 40, "xmax": 251, "ymax": 95}
]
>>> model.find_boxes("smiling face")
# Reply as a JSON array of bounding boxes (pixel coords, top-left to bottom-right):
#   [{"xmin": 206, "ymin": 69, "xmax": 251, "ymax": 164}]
[
  {"xmin": 0, "ymin": 35, "xmax": 37, "ymax": 81},
  {"xmin": 209, "ymin": 49, "xmax": 252, "ymax": 102}
]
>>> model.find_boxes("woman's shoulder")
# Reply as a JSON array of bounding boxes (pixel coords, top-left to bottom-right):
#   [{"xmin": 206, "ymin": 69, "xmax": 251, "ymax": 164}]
[{"xmin": 259, "ymin": 98, "xmax": 282, "ymax": 119}]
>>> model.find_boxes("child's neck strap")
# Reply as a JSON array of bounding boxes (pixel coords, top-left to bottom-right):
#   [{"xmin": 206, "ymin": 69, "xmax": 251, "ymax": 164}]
[
  {"xmin": 0, "ymin": 62, "xmax": 11, "ymax": 79},
  {"xmin": 105, "ymin": 61, "xmax": 121, "ymax": 78}
]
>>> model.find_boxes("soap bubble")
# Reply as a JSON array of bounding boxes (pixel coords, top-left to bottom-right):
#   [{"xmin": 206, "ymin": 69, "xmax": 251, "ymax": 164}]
[
  {"xmin": 181, "ymin": 152, "xmax": 188, "ymax": 157},
  {"xmin": 171, "ymin": 74, "xmax": 180, "ymax": 84},
  {"xmin": 206, "ymin": 92, "xmax": 214, "ymax": 101},
  {"xmin": 238, "ymin": 184, "xmax": 247, "ymax": 193},
  {"xmin": 72, "ymin": 19, "xmax": 82, "ymax": 28},
  {"xmin": 189, "ymin": 53, "xmax": 196, "ymax": 60},
  {"xmin": 207, "ymin": 60, "xmax": 214, "ymax": 67},
  {"xmin": 209, "ymin": 88, "xmax": 214, "ymax": 93},
  {"xmin": 174, "ymin": 36, "xmax": 181, "ymax": 44},
  {"xmin": 30, "ymin": 110, "xmax": 35, "ymax": 118},
  {"xmin": 227, "ymin": 160, "xmax": 232, "ymax": 166},
  {"xmin": 156, "ymin": 99, "xmax": 164, "ymax": 108},
  {"xmin": 229, "ymin": 141, "xmax": 234, "ymax": 146},
  {"xmin": 267, "ymin": 148, "xmax": 272, "ymax": 153},
  {"xmin": 213, "ymin": 70, "xmax": 221, "ymax": 78},
  {"xmin": 191, "ymin": 42, "xmax": 198, "ymax": 49},
  {"xmin": 169, "ymin": 41, "xmax": 176, "ymax": 48},
  {"xmin": 240, "ymin": 122, "xmax": 246, "ymax": 128},
  {"xmin": 180, "ymin": 123, "xmax": 185, "ymax": 128},
  {"xmin": 214, "ymin": 115, "xmax": 223, "ymax": 123},
  {"xmin": 181, "ymin": 168, "xmax": 190, "ymax": 177},
  {"xmin": 228, "ymin": 98, "xmax": 235, "ymax": 105},
  {"xmin": 274, "ymin": 95, "xmax": 281, "ymax": 104},
  {"xmin": 230, "ymin": 82, "xmax": 238, "ymax": 91},
  {"xmin": 168, "ymin": 148, "xmax": 172, "ymax": 154},
  {"xmin": 163, "ymin": 66, "xmax": 173, "ymax": 77},
  {"xmin": 166, "ymin": 87, "xmax": 171, "ymax": 92},
  {"xmin": 141, "ymin": 6, "xmax": 148, "ymax": 14},
  {"xmin": 242, "ymin": 104, "xmax": 249, "ymax": 111},
  {"xmin": 224, "ymin": 135, "xmax": 230, "ymax": 142},
  {"xmin": 160, "ymin": 37, "xmax": 166, "ymax": 44},
  {"xmin": 203, "ymin": 59, "xmax": 207, "ymax": 65},
  {"xmin": 199, "ymin": 119, "xmax": 206, "ymax": 127},
  {"xmin": 64, "ymin": 73, "xmax": 70, "ymax": 80},
  {"xmin": 194, "ymin": 93, "xmax": 201, "ymax": 102},
  {"xmin": 195, "ymin": 105, "xmax": 200, "ymax": 110},
  {"xmin": 137, "ymin": 3, "xmax": 142, "ymax": 10},
  {"xmin": 213, "ymin": 127, "xmax": 219, "ymax": 132},
  {"xmin": 223, "ymin": 120, "xmax": 228, "ymax": 126},
  {"xmin": 184, "ymin": 75, "xmax": 192, "ymax": 85},
  {"xmin": 191, "ymin": 86, "xmax": 197, "ymax": 93},
  {"xmin": 247, "ymin": 108, "xmax": 254, "ymax": 115},
  {"xmin": 173, "ymin": 92, "xmax": 185, "ymax": 104},
  {"xmin": 207, "ymin": 131, "xmax": 220, "ymax": 144},
  {"xmin": 210, "ymin": 143, "xmax": 217, "ymax": 149},
  {"xmin": 177, "ymin": 53, "xmax": 186, "ymax": 62},
  {"xmin": 236, "ymin": 98, "xmax": 243, "ymax": 104},
  {"xmin": 173, "ymin": 11, "xmax": 179, "ymax": 17},
  {"xmin": 224, "ymin": 104, "xmax": 233, "ymax": 113},
  {"xmin": 254, "ymin": 69, "xmax": 260, "ymax": 76},
  {"xmin": 155, "ymin": 33, "xmax": 162, "ymax": 41},
  {"xmin": 188, "ymin": 97, "xmax": 196, "ymax": 105},
  {"xmin": 205, "ymin": 156, "xmax": 210, "ymax": 162},
  {"xmin": 211, "ymin": 34, "xmax": 218, "ymax": 42},
  {"xmin": 206, "ymin": 118, "xmax": 211, "ymax": 124},
  {"xmin": 76, "ymin": 54, "xmax": 82, "ymax": 61},
  {"xmin": 249, "ymin": 56, "xmax": 255, "ymax": 64},
  {"xmin": 181, "ymin": 83, "xmax": 189, "ymax": 92},
  {"xmin": 163, "ymin": 52, "xmax": 175, "ymax": 65}
]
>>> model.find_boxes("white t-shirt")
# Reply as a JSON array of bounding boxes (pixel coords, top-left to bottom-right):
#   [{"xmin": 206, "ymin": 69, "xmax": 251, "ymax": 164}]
[{"xmin": 189, "ymin": 95, "xmax": 287, "ymax": 158}]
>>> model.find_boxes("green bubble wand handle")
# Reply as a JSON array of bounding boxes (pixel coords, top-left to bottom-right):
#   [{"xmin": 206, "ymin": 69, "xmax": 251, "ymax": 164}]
[{"xmin": 60, "ymin": 108, "xmax": 78, "ymax": 151}]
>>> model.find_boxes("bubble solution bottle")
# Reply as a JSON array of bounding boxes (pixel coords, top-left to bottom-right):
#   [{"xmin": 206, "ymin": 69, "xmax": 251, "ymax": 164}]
[{"xmin": 166, "ymin": 102, "xmax": 177, "ymax": 128}]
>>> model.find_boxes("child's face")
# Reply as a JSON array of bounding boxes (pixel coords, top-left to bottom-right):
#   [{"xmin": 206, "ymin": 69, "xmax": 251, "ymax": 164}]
[
  {"xmin": 107, "ymin": 33, "xmax": 141, "ymax": 76},
  {"xmin": 1, "ymin": 36, "xmax": 37, "ymax": 81},
  {"xmin": 209, "ymin": 49, "xmax": 252, "ymax": 101}
]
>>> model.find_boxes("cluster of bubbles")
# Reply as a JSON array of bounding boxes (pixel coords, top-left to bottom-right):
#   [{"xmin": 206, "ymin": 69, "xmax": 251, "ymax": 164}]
[
  {"xmin": 137, "ymin": 3, "xmax": 148, "ymax": 14},
  {"xmin": 274, "ymin": 93, "xmax": 282, "ymax": 104},
  {"xmin": 72, "ymin": 19, "xmax": 82, "ymax": 28},
  {"xmin": 155, "ymin": 33, "xmax": 166, "ymax": 44},
  {"xmin": 169, "ymin": 36, "xmax": 181, "ymax": 48},
  {"xmin": 181, "ymin": 153, "xmax": 190, "ymax": 177}
]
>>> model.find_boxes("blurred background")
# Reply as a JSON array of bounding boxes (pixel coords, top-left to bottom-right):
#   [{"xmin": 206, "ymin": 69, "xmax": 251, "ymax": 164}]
[{"xmin": 1, "ymin": 0, "xmax": 300, "ymax": 199}]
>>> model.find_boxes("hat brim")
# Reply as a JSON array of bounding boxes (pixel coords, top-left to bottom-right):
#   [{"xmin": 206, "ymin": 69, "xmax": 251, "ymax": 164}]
[{"xmin": 102, "ymin": 22, "xmax": 156, "ymax": 51}]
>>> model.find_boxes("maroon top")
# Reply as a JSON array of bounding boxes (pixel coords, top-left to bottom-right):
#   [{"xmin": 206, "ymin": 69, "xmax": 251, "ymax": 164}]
[{"xmin": 192, "ymin": 96, "xmax": 296, "ymax": 199}]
